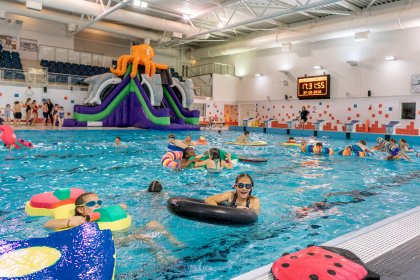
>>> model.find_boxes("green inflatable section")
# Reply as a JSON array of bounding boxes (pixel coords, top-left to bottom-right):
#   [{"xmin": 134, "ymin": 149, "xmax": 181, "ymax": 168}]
[
  {"xmin": 162, "ymin": 86, "xmax": 199, "ymax": 125},
  {"xmin": 73, "ymin": 75, "xmax": 170, "ymax": 125},
  {"xmin": 95, "ymin": 205, "xmax": 127, "ymax": 222},
  {"xmin": 201, "ymin": 149, "xmax": 238, "ymax": 161}
]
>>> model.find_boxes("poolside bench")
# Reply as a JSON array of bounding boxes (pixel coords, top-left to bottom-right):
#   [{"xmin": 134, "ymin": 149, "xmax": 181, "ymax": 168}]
[
  {"xmin": 313, "ymin": 119, "xmax": 327, "ymax": 131},
  {"xmin": 384, "ymin": 121, "xmax": 400, "ymax": 134},
  {"xmin": 345, "ymin": 120, "xmax": 360, "ymax": 132}
]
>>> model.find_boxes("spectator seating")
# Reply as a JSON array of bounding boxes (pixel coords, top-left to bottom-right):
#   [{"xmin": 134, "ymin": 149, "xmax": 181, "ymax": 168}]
[{"xmin": 0, "ymin": 44, "xmax": 25, "ymax": 80}]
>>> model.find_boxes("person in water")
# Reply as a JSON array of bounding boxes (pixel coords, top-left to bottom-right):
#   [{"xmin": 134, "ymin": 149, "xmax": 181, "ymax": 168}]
[
  {"xmin": 205, "ymin": 173, "xmax": 261, "ymax": 214},
  {"xmin": 236, "ymin": 131, "xmax": 250, "ymax": 143},
  {"xmin": 177, "ymin": 146, "xmax": 200, "ymax": 170},
  {"xmin": 194, "ymin": 148, "xmax": 233, "ymax": 170}
]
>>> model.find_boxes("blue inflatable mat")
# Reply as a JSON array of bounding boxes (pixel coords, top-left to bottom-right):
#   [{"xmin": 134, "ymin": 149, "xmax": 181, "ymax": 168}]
[{"xmin": 0, "ymin": 223, "xmax": 115, "ymax": 279}]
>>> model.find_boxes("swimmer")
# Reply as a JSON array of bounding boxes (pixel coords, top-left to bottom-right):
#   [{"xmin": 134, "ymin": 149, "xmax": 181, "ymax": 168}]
[
  {"xmin": 44, "ymin": 192, "xmax": 127, "ymax": 230},
  {"xmin": 194, "ymin": 148, "xmax": 233, "ymax": 170},
  {"xmin": 205, "ymin": 173, "xmax": 260, "ymax": 214},
  {"xmin": 167, "ymin": 133, "xmax": 190, "ymax": 150},
  {"xmin": 148, "ymin": 180, "xmax": 163, "ymax": 192},
  {"xmin": 286, "ymin": 137, "xmax": 296, "ymax": 143},
  {"xmin": 114, "ymin": 136, "xmax": 122, "ymax": 146},
  {"xmin": 236, "ymin": 131, "xmax": 250, "ymax": 143},
  {"xmin": 350, "ymin": 140, "xmax": 372, "ymax": 153},
  {"xmin": 398, "ymin": 139, "xmax": 414, "ymax": 152},
  {"xmin": 177, "ymin": 146, "xmax": 200, "ymax": 171}
]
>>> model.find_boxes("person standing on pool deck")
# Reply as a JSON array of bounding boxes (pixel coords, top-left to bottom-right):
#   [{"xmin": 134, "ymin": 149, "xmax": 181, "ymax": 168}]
[
  {"xmin": 236, "ymin": 131, "xmax": 250, "ymax": 143},
  {"xmin": 205, "ymin": 173, "xmax": 260, "ymax": 214},
  {"xmin": 299, "ymin": 106, "xmax": 310, "ymax": 129}
]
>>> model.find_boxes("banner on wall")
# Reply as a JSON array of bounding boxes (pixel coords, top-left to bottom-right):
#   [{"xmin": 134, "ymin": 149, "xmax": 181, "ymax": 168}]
[
  {"xmin": 297, "ymin": 75, "xmax": 330, "ymax": 100},
  {"xmin": 20, "ymin": 38, "xmax": 38, "ymax": 52},
  {"xmin": 0, "ymin": 35, "xmax": 17, "ymax": 50}
]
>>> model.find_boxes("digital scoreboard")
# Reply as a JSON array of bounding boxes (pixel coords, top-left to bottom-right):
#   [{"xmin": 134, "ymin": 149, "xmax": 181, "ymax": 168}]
[{"xmin": 297, "ymin": 75, "xmax": 330, "ymax": 99}]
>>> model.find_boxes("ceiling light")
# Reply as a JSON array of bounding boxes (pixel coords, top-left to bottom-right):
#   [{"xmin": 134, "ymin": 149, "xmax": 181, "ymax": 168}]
[
  {"xmin": 140, "ymin": 1, "xmax": 148, "ymax": 8},
  {"xmin": 217, "ymin": 22, "xmax": 224, "ymax": 29},
  {"xmin": 385, "ymin": 56, "xmax": 396, "ymax": 61},
  {"xmin": 26, "ymin": 0, "xmax": 42, "ymax": 11},
  {"xmin": 354, "ymin": 31, "xmax": 369, "ymax": 41},
  {"xmin": 254, "ymin": 73, "xmax": 264, "ymax": 77},
  {"xmin": 346, "ymin": 60, "xmax": 358, "ymax": 66},
  {"xmin": 183, "ymin": 14, "xmax": 190, "ymax": 20},
  {"xmin": 133, "ymin": 0, "xmax": 141, "ymax": 7},
  {"xmin": 313, "ymin": 65, "xmax": 323, "ymax": 70}
]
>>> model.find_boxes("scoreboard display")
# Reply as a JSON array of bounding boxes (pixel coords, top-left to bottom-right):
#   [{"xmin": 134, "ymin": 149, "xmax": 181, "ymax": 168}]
[{"xmin": 297, "ymin": 75, "xmax": 330, "ymax": 99}]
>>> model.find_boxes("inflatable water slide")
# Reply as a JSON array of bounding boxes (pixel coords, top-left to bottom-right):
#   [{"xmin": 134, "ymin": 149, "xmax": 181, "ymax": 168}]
[{"xmin": 64, "ymin": 44, "xmax": 199, "ymax": 130}]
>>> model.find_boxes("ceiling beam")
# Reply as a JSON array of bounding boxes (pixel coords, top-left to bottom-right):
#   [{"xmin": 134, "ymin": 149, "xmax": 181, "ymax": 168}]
[
  {"xmin": 336, "ymin": 1, "xmax": 361, "ymax": 12},
  {"xmin": 307, "ymin": 9, "xmax": 354, "ymax": 15}
]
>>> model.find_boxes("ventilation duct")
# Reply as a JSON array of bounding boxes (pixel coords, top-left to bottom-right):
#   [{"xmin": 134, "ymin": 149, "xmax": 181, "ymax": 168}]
[{"xmin": 191, "ymin": 2, "xmax": 420, "ymax": 59}]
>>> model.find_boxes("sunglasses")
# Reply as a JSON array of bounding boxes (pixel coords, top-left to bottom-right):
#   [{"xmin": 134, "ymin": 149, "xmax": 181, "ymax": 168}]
[
  {"xmin": 236, "ymin": 183, "xmax": 253, "ymax": 189},
  {"xmin": 80, "ymin": 200, "xmax": 103, "ymax": 207}
]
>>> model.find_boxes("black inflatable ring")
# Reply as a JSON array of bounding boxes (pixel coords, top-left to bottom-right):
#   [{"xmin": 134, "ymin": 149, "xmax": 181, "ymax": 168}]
[{"xmin": 167, "ymin": 196, "xmax": 258, "ymax": 226}]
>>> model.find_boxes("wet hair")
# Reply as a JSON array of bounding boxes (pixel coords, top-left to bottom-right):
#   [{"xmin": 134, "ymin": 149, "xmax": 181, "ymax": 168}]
[
  {"xmin": 167, "ymin": 134, "xmax": 175, "ymax": 139},
  {"xmin": 6, "ymin": 104, "xmax": 10, "ymax": 107},
  {"xmin": 400, "ymin": 139, "xmax": 406, "ymax": 143},
  {"xmin": 360, "ymin": 140, "xmax": 366, "ymax": 145},
  {"xmin": 14, "ymin": 101, "xmax": 20, "ymax": 104},
  {"xmin": 115, "ymin": 136, "xmax": 121, "ymax": 141},
  {"xmin": 26, "ymin": 98, "xmax": 31, "ymax": 102},
  {"xmin": 288, "ymin": 137, "xmax": 295, "ymax": 140},
  {"xmin": 182, "ymin": 146, "xmax": 195, "ymax": 159},
  {"xmin": 315, "ymin": 142, "xmax": 323, "ymax": 147},
  {"xmin": 244, "ymin": 131, "xmax": 250, "ymax": 136},
  {"xmin": 74, "ymin": 192, "xmax": 96, "ymax": 216},
  {"xmin": 59, "ymin": 106, "xmax": 64, "ymax": 109},
  {"xmin": 209, "ymin": 148, "xmax": 220, "ymax": 160},
  {"xmin": 148, "ymin": 181, "xmax": 163, "ymax": 192},
  {"xmin": 235, "ymin": 173, "xmax": 254, "ymax": 195},
  {"xmin": 390, "ymin": 138, "xmax": 396, "ymax": 143}
]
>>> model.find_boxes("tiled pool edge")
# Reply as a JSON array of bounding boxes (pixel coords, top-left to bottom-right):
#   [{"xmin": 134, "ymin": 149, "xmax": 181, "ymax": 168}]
[{"xmin": 228, "ymin": 126, "xmax": 420, "ymax": 145}]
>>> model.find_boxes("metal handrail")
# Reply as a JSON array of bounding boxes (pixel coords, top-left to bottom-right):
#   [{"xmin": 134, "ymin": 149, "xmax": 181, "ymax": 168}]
[{"xmin": 187, "ymin": 62, "xmax": 235, "ymax": 77}]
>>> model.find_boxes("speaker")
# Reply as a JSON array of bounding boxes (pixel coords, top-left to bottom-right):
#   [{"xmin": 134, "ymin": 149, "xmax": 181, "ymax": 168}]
[
  {"xmin": 368, "ymin": 90, "xmax": 371, "ymax": 97},
  {"xmin": 44, "ymin": 86, "xmax": 47, "ymax": 93},
  {"xmin": 285, "ymin": 94, "xmax": 288, "ymax": 100}
]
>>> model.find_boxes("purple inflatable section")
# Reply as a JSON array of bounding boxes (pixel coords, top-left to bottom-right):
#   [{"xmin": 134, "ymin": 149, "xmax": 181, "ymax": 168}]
[
  {"xmin": 164, "ymin": 84, "xmax": 200, "ymax": 118},
  {"xmin": 133, "ymin": 78, "xmax": 169, "ymax": 117},
  {"xmin": 74, "ymin": 74, "xmax": 131, "ymax": 114}
]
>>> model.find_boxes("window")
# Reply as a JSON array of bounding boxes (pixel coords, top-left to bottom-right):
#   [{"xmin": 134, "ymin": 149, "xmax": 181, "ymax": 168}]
[{"xmin": 401, "ymin": 102, "xmax": 416, "ymax": 120}]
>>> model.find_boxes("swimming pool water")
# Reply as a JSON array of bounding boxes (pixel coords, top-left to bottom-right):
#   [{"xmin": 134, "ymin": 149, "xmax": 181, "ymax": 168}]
[{"xmin": 1, "ymin": 129, "xmax": 419, "ymax": 279}]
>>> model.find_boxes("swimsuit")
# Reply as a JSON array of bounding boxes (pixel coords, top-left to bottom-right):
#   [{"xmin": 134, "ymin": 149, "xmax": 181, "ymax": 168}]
[
  {"xmin": 26, "ymin": 105, "xmax": 31, "ymax": 112},
  {"xmin": 300, "ymin": 110, "xmax": 309, "ymax": 122},
  {"xmin": 230, "ymin": 193, "xmax": 251, "ymax": 208},
  {"xmin": 59, "ymin": 112, "xmax": 65, "ymax": 119}
]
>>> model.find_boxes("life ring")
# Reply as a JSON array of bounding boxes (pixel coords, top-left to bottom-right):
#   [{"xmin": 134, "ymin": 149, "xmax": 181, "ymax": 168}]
[
  {"xmin": 167, "ymin": 196, "xmax": 258, "ymax": 225},
  {"xmin": 0, "ymin": 124, "xmax": 34, "ymax": 149},
  {"xmin": 161, "ymin": 151, "xmax": 183, "ymax": 169},
  {"xmin": 25, "ymin": 188, "xmax": 132, "ymax": 232},
  {"xmin": 271, "ymin": 246, "xmax": 375, "ymax": 280},
  {"xmin": 0, "ymin": 223, "xmax": 115, "ymax": 279},
  {"xmin": 301, "ymin": 144, "xmax": 334, "ymax": 155}
]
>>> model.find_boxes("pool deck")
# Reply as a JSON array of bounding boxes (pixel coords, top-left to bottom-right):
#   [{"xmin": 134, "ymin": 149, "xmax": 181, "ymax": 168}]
[{"xmin": 232, "ymin": 205, "xmax": 420, "ymax": 280}]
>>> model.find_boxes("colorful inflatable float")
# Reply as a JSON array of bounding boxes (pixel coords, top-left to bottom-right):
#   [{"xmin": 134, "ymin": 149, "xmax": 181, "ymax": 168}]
[
  {"xmin": 225, "ymin": 141, "xmax": 267, "ymax": 146},
  {"xmin": 25, "ymin": 188, "xmax": 132, "ymax": 231},
  {"xmin": 338, "ymin": 147, "xmax": 369, "ymax": 157},
  {"xmin": 0, "ymin": 223, "xmax": 115, "ymax": 279},
  {"xmin": 0, "ymin": 124, "xmax": 33, "ymax": 149},
  {"xmin": 301, "ymin": 144, "xmax": 334, "ymax": 155}
]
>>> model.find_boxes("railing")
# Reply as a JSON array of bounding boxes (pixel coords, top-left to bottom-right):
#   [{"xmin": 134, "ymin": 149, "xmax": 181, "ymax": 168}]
[
  {"xmin": 186, "ymin": 62, "xmax": 235, "ymax": 77},
  {"xmin": 0, "ymin": 67, "xmax": 88, "ymax": 90},
  {"xmin": 38, "ymin": 45, "xmax": 116, "ymax": 67}
]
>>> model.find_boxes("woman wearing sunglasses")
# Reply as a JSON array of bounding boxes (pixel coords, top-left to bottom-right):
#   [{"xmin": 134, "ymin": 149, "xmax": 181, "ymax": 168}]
[
  {"xmin": 44, "ymin": 192, "xmax": 126, "ymax": 229},
  {"xmin": 205, "ymin": 173, "xmax": 261, "ymax": 214}
]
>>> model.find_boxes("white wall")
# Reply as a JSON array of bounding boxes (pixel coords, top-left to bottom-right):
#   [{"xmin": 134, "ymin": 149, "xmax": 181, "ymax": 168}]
[
  {"xmin": 197, "ymin": 27, "xmax": 420, "ymax": 102},
  {"xmin": 0, "ymin": 14, "xmax": 73, "ymax": 61},
  {"xmin": 0, "ymin": 85, "xmax": 87, "ymax": 119},
  {"xmin": 212, "ymin": 74, "xmax": 237, "ymax": 102}
]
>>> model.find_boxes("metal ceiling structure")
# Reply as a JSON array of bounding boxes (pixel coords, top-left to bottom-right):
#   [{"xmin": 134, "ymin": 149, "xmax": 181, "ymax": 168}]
[{"xmin": 0, "ymin": 0, "xmax": 414, "ymax": 53}]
